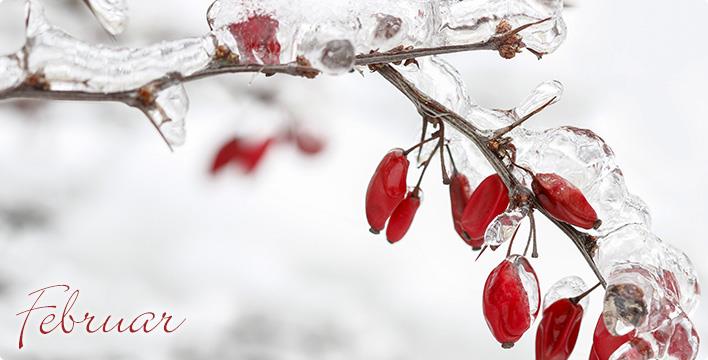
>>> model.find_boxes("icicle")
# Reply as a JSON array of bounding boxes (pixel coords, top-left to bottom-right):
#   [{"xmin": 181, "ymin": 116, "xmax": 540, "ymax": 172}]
[{"xmin": 83, "ymin": 0, "xmax": 129, "ymax": 36}]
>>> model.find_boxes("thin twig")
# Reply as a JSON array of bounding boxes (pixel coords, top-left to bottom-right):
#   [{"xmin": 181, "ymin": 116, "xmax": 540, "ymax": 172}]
[{"xmin": 491, "ymin": 96, "xmax": 557, "ymax": 140}]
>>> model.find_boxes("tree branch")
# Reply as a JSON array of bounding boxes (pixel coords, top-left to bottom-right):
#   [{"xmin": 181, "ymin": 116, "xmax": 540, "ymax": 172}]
[
  {"xmin": 373, "ymin": 64, "xmax": 606, "ymax": 287},
  {"xmin": 0, "ymin": 18, "xmax": 547, "ymax": 103}
]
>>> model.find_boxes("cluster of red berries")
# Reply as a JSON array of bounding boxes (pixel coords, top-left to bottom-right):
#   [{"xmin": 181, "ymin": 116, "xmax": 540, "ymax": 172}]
[
  {"xmin": 364, "ymin": 140, "xmax": 619, "ymax": 359},
  {"xmin": 211, "ymin": 128, "xmax": 324, "ymax": 175}
]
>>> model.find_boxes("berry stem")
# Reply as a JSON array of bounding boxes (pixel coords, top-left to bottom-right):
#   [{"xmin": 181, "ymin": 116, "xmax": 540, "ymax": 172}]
[
  {"xmin": 445, "ymin": 143, "xmax": 459, "ymax": 174},
  {"xmin": 417, "ymin": 118, "xmax": 429, "ymax": 163},
  {"xmin": 438, "ymin": 122, "xmax": 451, "ymax": 185},
  {"xmin": 403, "ymin": 134, "xmax": 439, "ymax": 156},
  {"xmin": 413, "ymin": 140, "xmax": 442, "ymax": 195},
  {"xmin": 530, "ymin": 211, "xmax": 538, "ymax": 258},
  {"xmin": 570, "ymin": 282, "xmax": 603, "ymax": 304}
]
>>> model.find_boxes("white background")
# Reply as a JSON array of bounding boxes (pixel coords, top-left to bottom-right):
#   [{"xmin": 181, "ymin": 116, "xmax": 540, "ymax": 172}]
[{"xmin": 0, "ymin": 0, "xmax": 706, "ymax": 359}]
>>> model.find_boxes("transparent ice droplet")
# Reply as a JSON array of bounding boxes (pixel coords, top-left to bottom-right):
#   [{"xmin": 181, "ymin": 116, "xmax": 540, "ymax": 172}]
[
  {"xmin": 513, "ymin": 80, "xmax": 562, "ymax": 120},
  {"xmin": 293, "ymin": 20, "xmax": 356, "ymax": 74},
  {"xmin": 83, "ymin": 0, "xmax": 129, "ymax": 36},
  {"xmin": 659, "ymin": 243, "xmax": 701, "ymax": 315},
  {"xmin": 0, "ymin": 55, "xmax": 26, "ymax": 92},
  {"xmin": 543, "ymin": 276, "xmax": 589, "ymax": 311},
  {"xmin": 484, "ymin": 206, "xmax": 528, "ymax": 247},
  {"xmin": 144, "ymin": 83, "xmax": 190, "ymax": 147},
  {"xmin": 602, "ymin": 264, "xmax": 682, "ymax": 337},
  {"xmin": 509, "ymin": 255, "xmax": 540, "ymax": 319}
]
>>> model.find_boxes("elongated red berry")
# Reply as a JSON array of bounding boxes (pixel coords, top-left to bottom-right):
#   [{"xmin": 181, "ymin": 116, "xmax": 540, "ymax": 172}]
[
  {"xmin": 460, "ymin": 174, "xmax": 509, "ymax": 249},
  {"xmin": 211, "ymin": 138, "xmax": 241, "ymax": 174},
  {"xmin": 449, "ymin": 171, "xmax": 472, "ymax": 241},
  {"xmin": 532, "ymin": 173, "xmax": 600, "ymax": 229},
  {"xmin": 365, "ymin": 149, "xmax": 410, "ymax": 234},
  {"xmin": 210, "ymin": 137, "xmax": 274, "ymax": 175},
  {"xmin": 386, "ymin": 191, "xmax": 421, "ymax": 244},
  {"xmin": 229, "ymin": 15, "xmax": 281, "ymax": 65},
  {"xmin": 535, "ymin": 299, "xmax": 583, "ymax": 360},
  {"xmin": 483, "ymin": 255, "xmax": 540, "ymax": 348},
  {"xmin": 589, "ymin": 315, "xmax": 636, "ymax": 360}
]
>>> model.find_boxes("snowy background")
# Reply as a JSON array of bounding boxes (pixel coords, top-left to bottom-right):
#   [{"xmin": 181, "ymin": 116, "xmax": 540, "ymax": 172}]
[{"xmin": 0, "ymin": 0, "xmax": 707, "ymax": 359}]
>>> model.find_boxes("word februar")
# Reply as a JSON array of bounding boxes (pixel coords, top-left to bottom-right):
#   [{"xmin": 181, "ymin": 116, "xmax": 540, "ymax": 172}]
[{"xmin": 16, "ymin": 284, "xmax": 185, "ymax": 349}]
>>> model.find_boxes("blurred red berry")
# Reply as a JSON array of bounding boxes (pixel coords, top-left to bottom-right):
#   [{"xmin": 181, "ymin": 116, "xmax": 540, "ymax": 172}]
[
  {"xmin": 460, "ymin": 174, "xmax": 509, "ymax": 249},
  {"xmin": 211, "ymin": 138, "xmax": 241, "ymax": 174},
  {"xmin": 229, "ymin": 15, "xmax": 281, "ymax": 65},
  {"xmin": 483, "ymin": 255, "xmax": 540, "ymax": 348},
  {"xmin": 386, "ymin": 191, "xmax": 421, "ymax": 243},
  {"xmin": 365, "ymin": 149, "xmax": 409, "ymax": 234},
  {"xmin": 294, "ymin": 131, "xmax": 325, "ymax": 155},
  {"xmin": 535, "ymin": 298, "xmax": 583, "ymax": 360},
  {"xmin": 532, "ymin": 173, "xmax": 600, "ymax": 229},
  {"xmin": 210, "ymin": 137, "xmax": 274, "ymax": 175},
  {"xmin": 448, "ymin": 171, "xmax": 472, "ymax": 243}
]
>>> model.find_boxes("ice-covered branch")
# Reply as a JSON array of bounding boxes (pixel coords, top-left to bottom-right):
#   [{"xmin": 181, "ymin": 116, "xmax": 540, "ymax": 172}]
[{"xmin": 0, "ymin": 0, "xmax": 565, "ymax": 147}]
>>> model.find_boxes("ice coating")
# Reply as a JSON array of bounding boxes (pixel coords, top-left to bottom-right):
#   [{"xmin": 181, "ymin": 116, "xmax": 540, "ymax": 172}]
[
  {"xmin": 0, "ymin": 55, "xmax": 26, "ymax": 92},
  {"xmin": 595, "ymin": 225, "xmax": 700, "ymax": 316},
  {"xmin": 514, "ymin": 126, "xmax": 650, "ymax": 235},
  {"xmin": 514, "ymin": 80, "xmax": 562, "ymax": 119},
  {"xmin": 145, "ymin": 84, "xmax": 190, "ymax": 147},
  {"xmin": 510, "ymin": 255, "xmax": 540, "ymax": 319},
  {"xmin": 83, "ymin": 0, "xmax": 129, "ymax": 36},
  {"xmin": 609, "ymin": 310, "xmax": 699, "ymax": 360},
  {"xmin": 437, "ymin": 0, "xmax": 566, "ymax": 53},
  {"xmin": 543, "ymin": 276, "xmax": 589, "ymax": 311},
  {"xmin": 207, "ymin": 0, "xmax": 566, "ymax": 71},
  {"xmin": 207, "ymin": 0, "xmax": 439, "ymax": 68},
  {"xmin": 510, "ymin": 122, "xmax": 698, "ymax": 348},
  {"xmin": 22, "ymin": 0, "xmax": 215, "ymax": 93},
  {"xmin": 484, "ymin": 206, "xmax": 528, "ymax": 247}
]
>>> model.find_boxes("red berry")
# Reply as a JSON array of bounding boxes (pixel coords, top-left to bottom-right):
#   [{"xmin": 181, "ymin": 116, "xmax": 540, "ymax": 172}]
[
  {"xmin": 532, "ymin": 173, "xmax": 600, "ymax": 229},
  {"xmin": 294, "ymin": 131, "xmax": 325, "ymax": 155},
  {"xmin": 386, "ymin": 191, "xmax": 421, "ymax": 244},
  {"xmin": 589, "ymin": 314, "xmax": 636, "ymax": 360},
  {"xmin": 460, "ymin": 174, "xmax": 509, "ymax": 249},
  {"xmin": 228, "ymin": 15, "xmax": 281, "ymax": 65},
  {"xmin": 365, "ymin": 149, "xmax": 410, "ymax": 234},
  {"xmin": 535, "ymin": 299, "xmax": 583, "ymax": 360},
  {"xmin": 211, "ymin": 138, "xmax": 241, "ymax": 174},
  {"xmin": 483, "ymin": 255, "xmax": 540, "ymax": 348},
  {"xmin": 449, "ymin": 171, "xmax": 472, "ymax": 243},
  {"xmin": 237, "ymin": 138, "xmax": 274, "ymax": 173},
  {"xmin": 210, "ymin": 137, "xmax": 274, "ymax": 175}
]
